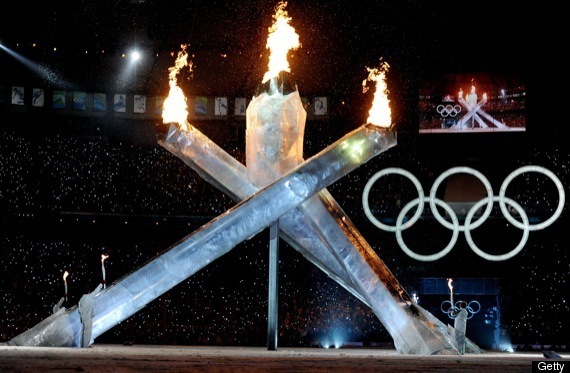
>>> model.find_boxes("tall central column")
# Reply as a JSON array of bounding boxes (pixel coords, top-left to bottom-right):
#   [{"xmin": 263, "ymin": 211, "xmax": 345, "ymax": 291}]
[{"xmin": 246, "ymin": 73, "xmax": 306, "ymax": 350}]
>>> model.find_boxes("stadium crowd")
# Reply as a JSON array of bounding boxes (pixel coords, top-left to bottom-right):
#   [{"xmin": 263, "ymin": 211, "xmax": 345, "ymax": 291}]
[{"xmin": 1, "ymin": 116, "xmax": 568, "ymax": 349}]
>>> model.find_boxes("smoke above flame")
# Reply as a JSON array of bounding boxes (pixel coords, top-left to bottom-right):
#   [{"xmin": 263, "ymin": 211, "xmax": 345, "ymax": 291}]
[
  {"xmin": 262, "ymin": 1, "xmax": 301, "ymax": 83},
  {"xmin": 362, "ymin": 60, "xmax": 391, "ymax": 128},
  {"xmin": 162, "ymin": 44, "xmax": 193, "ymax": 131}
]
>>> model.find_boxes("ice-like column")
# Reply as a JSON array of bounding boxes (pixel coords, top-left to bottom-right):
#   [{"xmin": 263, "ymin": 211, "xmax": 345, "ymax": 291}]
[
  {"xmin": 158, "ymin": 125, "xmax": 409, "ymax": 304},
  {"xmin": 7, "ymin": 123, "xmax": 392, "ymax": 347},
  {"xmin": 300, "ymin": 195, "xmax": 459, "ymax": 354},
  {"xmin": 455, "ymin": 97, "xmax": 488, "ymax": 129},
  {"xmin": 158, "ymin": 124, "xmax": 370, "ymax": 306},
  {"xmin": 246, "ymin": 75, "xmax": 306, "ymax": 187},
  {"xmin": 160, "ymin": 71, "xmax": 462, "ymax": 353},
  {"xmin": 159, "ymin": 124, "xmax": 462, "ymax": 354},
  {"xmin": 418, "ymin": 304, "xmax": 483, "ymax": 354},
  {"xmin": 458, "ymin": 96, "xmax": 508, "ymax": 129}
]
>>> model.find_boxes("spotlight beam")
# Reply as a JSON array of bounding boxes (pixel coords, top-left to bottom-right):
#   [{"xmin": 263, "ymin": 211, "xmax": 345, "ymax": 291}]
[{"xmin": 0, "ymin": 44, "xmax": 72, "ymax": 88}]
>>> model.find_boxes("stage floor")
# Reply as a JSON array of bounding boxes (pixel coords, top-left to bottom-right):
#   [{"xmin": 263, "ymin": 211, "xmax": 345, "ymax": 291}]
[{"xmin": 1, "ymin": 344, "xmax": 567, "ymax": 372}]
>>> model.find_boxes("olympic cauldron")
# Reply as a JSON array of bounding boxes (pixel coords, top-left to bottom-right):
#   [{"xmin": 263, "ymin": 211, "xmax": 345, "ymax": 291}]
[
  {"xmin": 3, "ymin": 1, "xmax": 476, "ymax": 353},
  {"xmin": 5, "ymin": 70, "xmax": 485, "ymax": 355},
  {"xmin": 154, "ymin": 71, "xmax": 483, "ymax": 355}
]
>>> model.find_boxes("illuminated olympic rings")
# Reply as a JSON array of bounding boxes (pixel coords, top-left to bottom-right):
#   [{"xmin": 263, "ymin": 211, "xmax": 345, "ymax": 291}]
[
  {"xmin": 362, "ymin": 166, "xmax": 565, "ymax": 262},
  {"xmin": 440, "ymin": 300, "xmax": 481, "ymax": 320},
  {"xmin": 437, "ymin": 104, "xmax": 462, "ymax": 117}
]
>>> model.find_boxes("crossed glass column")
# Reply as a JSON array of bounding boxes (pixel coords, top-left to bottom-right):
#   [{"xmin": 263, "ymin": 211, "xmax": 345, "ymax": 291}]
[
  {"xmin": 157, "ymin": 123, "xmax": 467, "ymax": 355},
  {"xmin": 8, "ymin": 122, "xmax": 469, "ymax": 354}
]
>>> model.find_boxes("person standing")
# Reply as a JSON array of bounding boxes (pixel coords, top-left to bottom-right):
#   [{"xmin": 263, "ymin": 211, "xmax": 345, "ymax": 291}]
[
  {"xmin": 452, "ymin": 301, "xmax": 469, "ymax": 354},
  {"xmin": 78, "ymin": 283, "xmax": 103, "ymax": 348}
]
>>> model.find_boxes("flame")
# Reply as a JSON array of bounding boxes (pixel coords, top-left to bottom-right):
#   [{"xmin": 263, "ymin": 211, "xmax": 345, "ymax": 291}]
[
  {"xmin": 483, "ymin": 92, "xmax": 487, "ymax": 101},
  {"xmin": 101, "ymin": 254, "xmax": 109, "ymax": 263},
  {"xmin": 63, "ymin": 271, "xmax": 69, "ymax": 281},
  {"xmin": 447, "ymin": 278, "xmax": 453, "ymax": 292},
  {"xmin": 458, "ymin": 89, "xmax": 463, "ymax": 99},
  {"xmin": 262, "ymin": 1, "xmax": 301, "ymax": 83},
  {"xmin": 362, "ymin": 60, "xmax": 391, "ymax": 127},
  {"xmin": 162, "ymin": 44, "xmax": 193, "ymax": 131}
]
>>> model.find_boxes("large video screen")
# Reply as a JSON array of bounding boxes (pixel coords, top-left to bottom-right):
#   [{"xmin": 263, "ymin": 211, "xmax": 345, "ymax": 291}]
[{"xmin": 419, "ymin": 72, "xmax": 525, "ymax": 134}]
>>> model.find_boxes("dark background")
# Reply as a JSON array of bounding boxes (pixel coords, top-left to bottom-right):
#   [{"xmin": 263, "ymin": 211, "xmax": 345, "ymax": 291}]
[{"xmin": 1, "ymin": 1, "xmax": 567, "ymax": 350}]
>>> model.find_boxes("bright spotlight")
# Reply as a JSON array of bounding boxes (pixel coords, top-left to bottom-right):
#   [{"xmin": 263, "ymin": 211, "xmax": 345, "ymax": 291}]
[
  {"xmin": 498, "ymin": 343, "xmax": 514, "ymax": 352},
  {"xmin": 131, "ymin": 50, "xmax": 141, "ymax": 62},
  {"xmin": 0, "ymin": 43, "xmax": 71, "ymax": 87}
]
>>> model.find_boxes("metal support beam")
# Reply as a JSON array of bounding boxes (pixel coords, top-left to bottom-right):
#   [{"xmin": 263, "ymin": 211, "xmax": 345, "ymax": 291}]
[{"xmin": 267, "ymin": 220, "xmax": 280, "ymax": 350}]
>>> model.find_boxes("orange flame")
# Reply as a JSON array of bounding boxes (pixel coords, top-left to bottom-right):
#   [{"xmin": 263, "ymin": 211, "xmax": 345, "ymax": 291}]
[
  {"xmin": 101, "ymin": 254, "xmax": 109, "ymax": 263},
  {"xmin": 162, "ymin": 44, "xmax": 193, "ymax": 131},
  {"xmin": 262, "ymin": 1, "xmax": 301, "ymax": 83},
  {"xmin": 63, "ymin": 271, "xmax": 69, "ymax": 281},
  {"xmin": 362, "ymin": 60, "xmax": 391, "ymax": 127},
  {"xmin": 458, "ymin": 88, "xmax": 463, "ymax": 99},
  {"xmin": 447, "ymin": 278, "xmax": 453, "ymax": 292},
  {"xmin": 483, "ymin": 92, "xmax": 487, "ymax": 101}
]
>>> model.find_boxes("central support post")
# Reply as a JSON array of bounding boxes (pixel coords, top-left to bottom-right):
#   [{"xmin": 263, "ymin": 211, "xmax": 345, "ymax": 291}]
[
  {"xmin": 267, "ymin": 220, "xmax": 280, "ymax": 350},
  {"xmin": 247, "ymin": 73, "xmax": 306, "ymax": 351}
]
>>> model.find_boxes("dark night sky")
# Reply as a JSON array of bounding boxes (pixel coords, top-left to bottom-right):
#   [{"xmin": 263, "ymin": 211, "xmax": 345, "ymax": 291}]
[{"xmin": 0, "ymin": 0, "xmax": 530, "ymax": 93}]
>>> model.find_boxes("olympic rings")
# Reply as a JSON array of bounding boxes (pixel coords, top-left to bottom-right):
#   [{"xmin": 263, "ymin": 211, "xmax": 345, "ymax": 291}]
[
  {"xmin": 441, "ymin": 300, "xmax": 480, "ymax": 320},
  {"xmin": 437, "ymin": 104, "xmax": 462, "ymax": 117},
  {"xmin": 395, "ymin": 197, "xmax": 459, "ymax": 261},
  {"xmin": 362, "ymin": 168, "xmax": 424, "ymax": 232},
  {"xmin": 430, "ymin": 167, "xmax": 494, "ymax": 232},
  {"xmin": 362, "ymin": 166, "xmax": 564, "ymax": 261},
  {"xmin": 464, "ymin": 196, "xmax": 529, "ymax": 261},
  {"xmin": 499, "ymin": 165, "xmax": 565, "ymax": 231}
]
